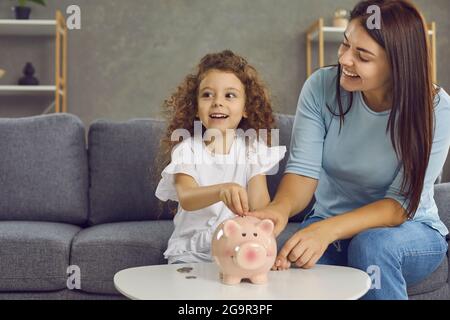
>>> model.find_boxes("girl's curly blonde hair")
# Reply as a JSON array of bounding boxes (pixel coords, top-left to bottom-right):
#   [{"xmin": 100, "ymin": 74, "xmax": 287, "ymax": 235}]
[{"xmin": 159, "ymin": 50, "xmax": 276, "ymax": 168}]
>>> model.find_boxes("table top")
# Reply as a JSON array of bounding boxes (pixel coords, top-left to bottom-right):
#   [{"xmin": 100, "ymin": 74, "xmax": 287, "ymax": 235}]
[{"xmin": 114, "ymin": 262, "xmax": 371, "ymax": 300}]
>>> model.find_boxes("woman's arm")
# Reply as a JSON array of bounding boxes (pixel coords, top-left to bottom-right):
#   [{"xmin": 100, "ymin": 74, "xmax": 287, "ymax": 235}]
[
  {"xmin": 277, "ymin": 198, "xmax": 408, "ymax": 269},
  {"xmin": 319, "ymin": 198, "xmax": 408, "ymax": 242},
  {"xmin": 247, "ymin": 173, "xmax": 318, "ymax": 235},
  {"xmin": 271, "ymin": 173, "xmax": 318, "ymax": 218},
  {"xmin": 247, "ymin": 175, "xmax": 271, "ymax": 211},
  {"xmin": 174, "ymin": 173, "xmax": 249, "ymax": 214}
]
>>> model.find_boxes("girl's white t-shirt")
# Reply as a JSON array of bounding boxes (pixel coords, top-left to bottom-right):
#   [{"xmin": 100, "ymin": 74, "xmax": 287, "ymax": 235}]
[{"xmin": 155, "ymin": 135, "xmax": 286, "ymax": 264}]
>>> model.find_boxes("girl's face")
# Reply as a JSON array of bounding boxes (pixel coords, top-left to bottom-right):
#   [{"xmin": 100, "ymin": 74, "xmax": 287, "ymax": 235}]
[
  {"xmin": 197, "ymin": 69, "xmax": 247, "ymax": 133},
  {"xmin": 338, "ymin": 19, "xmax": 392, "ymax": 98}
]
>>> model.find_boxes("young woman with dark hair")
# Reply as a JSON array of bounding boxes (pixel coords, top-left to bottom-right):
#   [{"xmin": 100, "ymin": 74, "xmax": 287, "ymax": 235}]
[{"xmin": 248, "ymin": 0, "xmax": 450, "ymax": 299}]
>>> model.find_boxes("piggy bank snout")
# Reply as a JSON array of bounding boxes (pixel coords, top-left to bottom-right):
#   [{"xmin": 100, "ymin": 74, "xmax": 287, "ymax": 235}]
[{"xmin": 235, "ymin": 242, "xmax": 266, "ymax": 270}]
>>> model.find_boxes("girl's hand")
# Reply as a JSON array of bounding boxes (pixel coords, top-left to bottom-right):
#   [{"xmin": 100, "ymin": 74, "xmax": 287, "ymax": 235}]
[
  {"xmin": 219, "ymin": 183, "xmax": 249, "ymax": 216},
  {"xmin": 276, "ymin": 220, "xmax": 335, "ymax": 270}
]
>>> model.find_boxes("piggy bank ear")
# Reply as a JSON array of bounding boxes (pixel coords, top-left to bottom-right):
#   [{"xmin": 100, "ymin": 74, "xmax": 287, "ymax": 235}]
[
  {"xmin": 257, "ymin": 219, "xmax": 274, "ymax": 236},
  {"xmin": 223, "ymin": 220, "xmax": 241, "ymax": 237}
]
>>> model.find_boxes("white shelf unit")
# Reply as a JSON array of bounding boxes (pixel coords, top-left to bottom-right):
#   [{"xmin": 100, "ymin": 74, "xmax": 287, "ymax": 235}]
[
  {"xmin": 0, "ymin": 85, "xmax": 57, "ymax": 95},
  {"xmin": 0, "ymin": 19, "xmax": 56, "ymax": 35},
  {"xmin": 0, "ymin": 11, "xmax": 67, "ymax": 113},
  {"xmin": 306, "ymin": 18, "xmax": 437, "ymax": 83}
]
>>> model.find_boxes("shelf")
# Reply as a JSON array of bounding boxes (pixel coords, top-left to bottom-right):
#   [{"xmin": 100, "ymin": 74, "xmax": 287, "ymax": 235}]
[
  {"xmin": 309, "ymin": 26, "xmax": 434, "ymax": 42},
  {"xmin": 0, "ymin": 19, "xmax": 56, "ymax": 36},
  {"xmin": 0, "ymin": 11, "xmax": 67, "ymax": 113},
  {"xmin": 0, "ymin": 85, "xmax": 58, "ymax": 95}
]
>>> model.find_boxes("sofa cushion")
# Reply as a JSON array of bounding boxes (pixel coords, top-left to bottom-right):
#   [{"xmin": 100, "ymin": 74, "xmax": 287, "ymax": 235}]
[
  {"xmin": 407, "ymin": 256, "xmax": 448, "ymax": 296},
  {"xmin": 267, "ymin": 114, "xmax": 293, "ymax": 200},
  {"xmin": 0, "ymin": 221, "xmax": 81, "ymax": 291},
  {"xmin": 70, "ymin": 220, "xmax": 173, "ymax": 295},
  {"xmin": 0, "ymin": 114, "xmax": 89, "ymax": 225},
  {"xmin": 88, "ymin": 118, "xmax": 173, "ymax": 225},
  {"xmin": 434, "ymin": 183, "xmax": 450, "ymax": 232}
]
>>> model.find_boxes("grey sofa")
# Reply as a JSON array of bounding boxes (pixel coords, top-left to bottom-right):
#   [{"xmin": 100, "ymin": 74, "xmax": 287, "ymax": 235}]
[{"xmin": 0, "ymin": 113, "xmax": 448, "ymax": 300}]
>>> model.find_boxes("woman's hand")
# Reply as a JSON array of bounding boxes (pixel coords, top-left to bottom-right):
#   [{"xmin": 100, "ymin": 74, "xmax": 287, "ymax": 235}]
[
  {"xmin": 219, "ymin": 183, "xmax": 249, "ymax": 216},
  {"xmin": 245, "ymin": 204, "xmax": 291, "ymax": 271},
  {"xmin": 275, "ymin": 220, "xmax": 336, "ymax": 270},
  {"xmin": 245, "ymin": 204, "xmax": 289, "ymax": 238}
]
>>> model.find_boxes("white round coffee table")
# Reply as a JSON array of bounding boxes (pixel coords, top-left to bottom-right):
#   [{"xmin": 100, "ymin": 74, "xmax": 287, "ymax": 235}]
[{"xmin": 114, "ymin": 262, "xmax": 371, "ymax": 300}]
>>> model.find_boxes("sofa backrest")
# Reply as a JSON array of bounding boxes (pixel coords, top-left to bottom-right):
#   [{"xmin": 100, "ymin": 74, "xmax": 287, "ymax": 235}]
[
  {"xmin": 87, "ymin": 114, "xmax": 301, "ymax": 225},
  {"xmin": 433, "ymin": 183, "xmax": 450, "ymax": 234},
  {"xmin": 267, "ymin": 114, "xmax": 314, "ymax": 222},
  {"xmin": 88, "ymin": 118, "xmax": 172, "ymax": 225},
  {"xmin": 267, "ymin": 114, "xmax": 293, "ymax": 198},
  {"xmin": 0, "ymin": 114, "xmax": 88, "ymax": 225}
]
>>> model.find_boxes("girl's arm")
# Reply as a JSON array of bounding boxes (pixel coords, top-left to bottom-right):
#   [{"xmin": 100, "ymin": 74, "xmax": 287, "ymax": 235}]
[
  {"xmin": 174, "ymin": 173, "xmax": 248, "ymax": 214},
  {"xmin": 247, "ymin": 175, "xmax": 271, "ymax": 211}
]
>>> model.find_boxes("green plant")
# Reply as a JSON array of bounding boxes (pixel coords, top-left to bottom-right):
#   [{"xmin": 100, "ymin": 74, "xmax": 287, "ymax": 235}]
[{"xmin": 10, "ymin": 0, "xmax": 46, "ymax": 7}]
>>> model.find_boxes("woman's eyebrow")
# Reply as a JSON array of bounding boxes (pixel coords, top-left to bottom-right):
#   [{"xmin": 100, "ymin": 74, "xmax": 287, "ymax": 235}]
[{"xmin": 344, "ymin": 33, "xmax": 376, "ymax": 56}]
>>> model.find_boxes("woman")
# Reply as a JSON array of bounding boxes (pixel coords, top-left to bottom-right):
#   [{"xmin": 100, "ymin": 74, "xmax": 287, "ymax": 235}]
[{"xmin": 248, "ymin": 0, "xmax": 450, "ymax": 299}]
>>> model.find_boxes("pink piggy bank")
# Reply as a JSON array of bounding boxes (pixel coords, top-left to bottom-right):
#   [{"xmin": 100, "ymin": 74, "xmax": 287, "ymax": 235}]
[{"xmin": 211, "ymin": 216, "xmax": 277, "ymax": 285}]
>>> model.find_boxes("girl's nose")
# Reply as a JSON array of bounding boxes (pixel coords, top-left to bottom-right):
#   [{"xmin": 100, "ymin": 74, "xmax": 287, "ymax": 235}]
[{"xmin": 213, "ymin": 97, "xmax": 224, "ymax": 107}]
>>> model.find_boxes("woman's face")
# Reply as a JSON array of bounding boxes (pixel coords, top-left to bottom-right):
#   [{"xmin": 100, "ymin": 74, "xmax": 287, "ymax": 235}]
[
  {"xmin": 197, "ymin": 69, "xmax": 247, "ymax": 133},
  {"xmin": 338, "ymin": 19, "xmax": 392, "ymax": 95}
]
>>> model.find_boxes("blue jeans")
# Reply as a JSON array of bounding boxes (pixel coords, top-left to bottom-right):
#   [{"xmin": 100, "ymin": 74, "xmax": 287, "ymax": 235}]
[{"xmin": 292, "ymin": 216, "xmax": 448, "ymax": 300}]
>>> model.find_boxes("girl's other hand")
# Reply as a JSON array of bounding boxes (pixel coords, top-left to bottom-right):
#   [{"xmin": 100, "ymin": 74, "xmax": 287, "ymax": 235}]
[{"xmin": 219, "ymin": 183, "xmax": 249, "ymax": 216}]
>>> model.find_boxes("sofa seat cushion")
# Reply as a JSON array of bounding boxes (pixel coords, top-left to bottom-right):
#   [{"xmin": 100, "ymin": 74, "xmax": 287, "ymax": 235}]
[
  {"xmin": 407, "ymin": 255, "xmax": 448, "ymax": 296},
  {"xmin": 70, "ymin": 220, "xmax": 173, "ymax": 295},
  {"xmin": 0, "ymin": 221, "xmax": 81, "ymax": 291}
]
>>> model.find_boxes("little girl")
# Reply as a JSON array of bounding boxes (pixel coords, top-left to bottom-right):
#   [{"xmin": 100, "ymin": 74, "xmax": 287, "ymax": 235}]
[{"xmin": 155, "ymin": 50, "xmax": 286, "ymax": 264}]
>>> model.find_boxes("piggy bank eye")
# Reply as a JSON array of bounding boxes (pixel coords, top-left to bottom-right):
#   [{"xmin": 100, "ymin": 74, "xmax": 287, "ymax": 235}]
[
  {"xmin": 253, "ymin": 233, "xmax": 258, "ymax": 237},
  {"xmin": 242, "ymin": 233, "xmax": 247, "ymax": 237}
]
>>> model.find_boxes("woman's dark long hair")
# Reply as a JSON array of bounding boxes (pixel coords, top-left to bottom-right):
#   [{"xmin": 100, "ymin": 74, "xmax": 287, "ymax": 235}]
[{"xmin": 329, "ymin": 0, "xmax": 438, "ymax": 218}]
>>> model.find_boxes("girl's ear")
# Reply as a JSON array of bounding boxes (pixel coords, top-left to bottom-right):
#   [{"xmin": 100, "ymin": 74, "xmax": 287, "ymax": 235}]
[{"xmin": 243, "ymin": 110, "xmax": 248, "ymax": 119}]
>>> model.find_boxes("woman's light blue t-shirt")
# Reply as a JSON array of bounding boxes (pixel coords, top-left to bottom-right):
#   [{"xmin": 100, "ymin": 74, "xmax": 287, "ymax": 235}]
[{"xmin": 285, "ymin": 66, "xmax": 450, "ymax": 236}]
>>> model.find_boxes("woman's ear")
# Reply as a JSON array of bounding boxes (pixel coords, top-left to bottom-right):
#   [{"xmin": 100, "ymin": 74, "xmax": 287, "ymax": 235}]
[{"xmin": 243, "ymin": 110, "xmax": 248, "ymax": 119}]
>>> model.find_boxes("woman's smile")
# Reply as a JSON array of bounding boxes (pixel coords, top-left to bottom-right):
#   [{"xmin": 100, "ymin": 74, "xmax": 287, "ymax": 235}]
[{"xmin": 342, "ymin": 68, "xmax": 360, "ymax": 78}]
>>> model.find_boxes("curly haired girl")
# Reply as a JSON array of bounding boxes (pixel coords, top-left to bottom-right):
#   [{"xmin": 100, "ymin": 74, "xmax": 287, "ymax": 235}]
[{"xmin": 155, "ymin": 50, "xmax": 286, "ymax": 264}]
